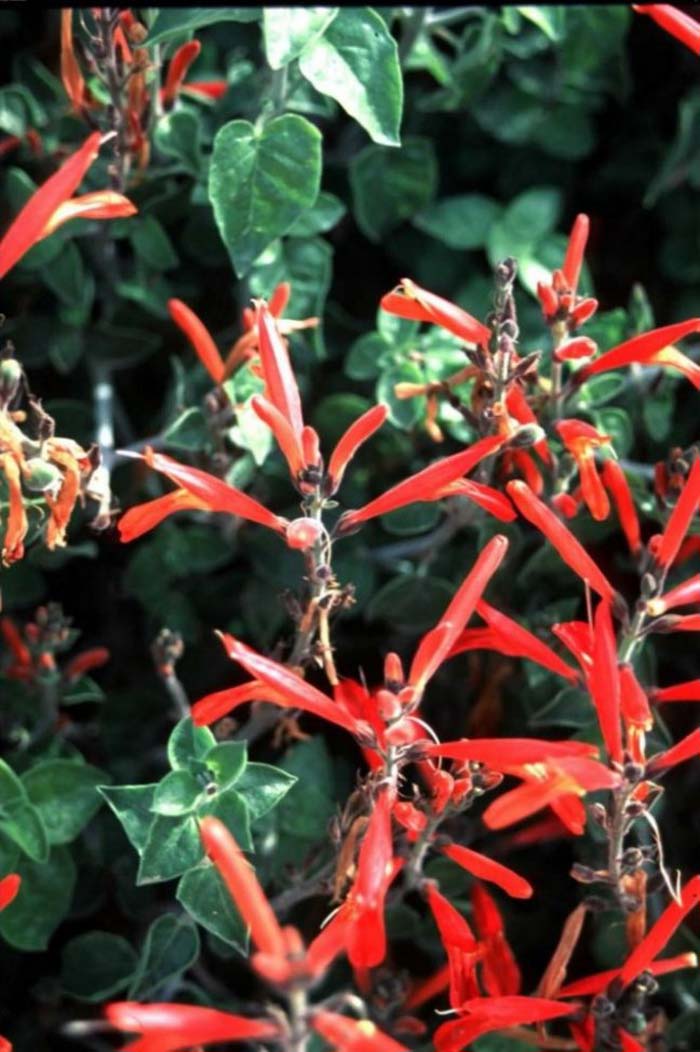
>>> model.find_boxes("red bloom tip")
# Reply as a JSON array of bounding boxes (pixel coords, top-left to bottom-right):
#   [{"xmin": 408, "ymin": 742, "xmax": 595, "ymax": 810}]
[
  {"xmin": 269, "ymin": 281, "xmax": 291, "ymax": 317},
  {"xmin": 326, "ymin": 403, "xmax": 388, "ymax": 494},
  {"xmin": 655, "ymin": 455, "xmax": 700, "ymax": 569},
  {"xmin": 191, "ymin": 679, "xmax": 277, "ymax": 727},
  {"xmin": 168, "ymin": 299, "xmax": 225, "ymax": 385},
  {"xmin": 380, "ymin": 278, "xmax": 491, "ymax": 348},
  {"xmin": 554, "ymin": 335, "xmax": 598, "ymax": 362},
  {"xmin": 181, "ymin": 79, "xmax": 229, "ymax": 100},
  {"xmin": 117, "ymin": 489, "xmax": 209, "ymax": 543},
  {"xmin": 162, "ymin": 40, "xmax": 202, "ymax": 108},
  {"xmin": 63, "ymin": 646, "xmax": 110, "ymax": 682},
  {"xmin": 255, "ymin": 302, "xmax": 304, "ymax": 437},
  {"xmin": 471, "ymin": 883, "xmax": 522, "ymax": 996},
  {"xmin": 556, "ymin": 419, "xmax": 611, "ymax": 522},
  {"xmin": 633, "ymin": 4, "xmax": 700, "ymax": 54},
  {"xmin": 311, "ymin": 1010, "xmax": 408, "ymax": 1052},
  {"xmin": 434, "ymin": 996, "xmax": 574, "ymax": 1052},
  {"xmin": 558, "ymin": 952, "xmax": 698, "ymax": 998},
  {"xmin": 589, "ymin": 600, "xmax": 623, "ymax": 763},
  {"xmin": 618, "ymin": 875, "xmax": 700, "ymax": 987},
  {"xmin": 562, "ymin": 213, "xmax": 590, "ymax": 293},
  {"xmin": 105, "ymin": 1002, "xmax": 279, "ymax": 1050},
  {"xmin": 441, "ymin": 844, "xmax": 532, "ymax": 899},
  {"xmin": 648, "ymin": 727, "xmax": 700, "ymax": 773},
  {"xmin": 601, "ymin": 459, "xmax": 642, "ymax": 556},
  {"xmin": 580, "ymin": 319, "xmax": 700, "ymax": 386},
  {"xmin": 0, "ymin": 874, "xmax": 21, "ymax": 911},
  {"xmin": 250, "ymin": 394, "xmax": 305, "ymax": 478},
  {"xmin": 426, "ymin": 883, "xmax": 480, "ymax": 1008},
  {"xmin": 409, "ymin": 535, "xmax": 508, "ymax": 692},
  {"xmin": 199, "ymin": 816, "xmax": 286, "ymax": 958},
  {"xmin": 428, "ymin": 737, "xmax": 598, "ymax": 767},
  {"xmin": 467, "ymin": 598, "xmax": 580, "ymax": 683},
  {"xmin": 0, "ymin": 131, "xmax": 102, "ymax": 280},
  {"xmin": 60, "ymin": 9, "xmax": 89, "ymax": 113},
  {"xmin": 652, "ymin": 678, "xmax": 700, "ymax": 703},
  {"xmin": 506, "ymin": 479, "xmax": 616, "ymax": 601},
  {"xmin": 41, "ymin": 191, "xmax": 137, "ymax": 239}
]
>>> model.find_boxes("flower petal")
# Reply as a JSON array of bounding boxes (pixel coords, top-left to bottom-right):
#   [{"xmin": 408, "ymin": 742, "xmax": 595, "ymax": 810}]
[
  {"xmin": 441, "ymin": 844, "xmax": 532, "ymax": 899},
  {"xmin": 168, "ymin": 299, "xmax": 225, "ymax": 384}
]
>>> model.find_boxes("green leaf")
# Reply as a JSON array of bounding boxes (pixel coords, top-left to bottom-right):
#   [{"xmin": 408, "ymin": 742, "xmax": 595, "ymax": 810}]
[
  {"xmin": 350, "ymin": 138, "xmax": 438, "ymax": 242},
  {"xmin": 22, "ymin": 760, "xmax": 107, "ymax": 845},
  {"xmin": 230, "ymin": 397, "xmax": 275, "ymax": 465},
  {"xmin": 0, "ymin": 846, "xmax": 76, "ymax": 951},
  {"xmin": 376, "ymin": 361, "xmax": 425, "ymax": 429},
  {"xmin": 380, "ymin": 503, "xmax": 441, "ymax": 537},
  {"xmin": 198, "ymin": 788, "xmax": 252, "ymax": 850},
  {"xmin": 0, "ymin": 759, "xmax": 49, "ymax": 862},
  {"xmin": 298, "ymin": 7, "xmax": 403, "ymax": 146},
  {"xmin": 209, "ymin": 115, "xmax": 322, "ymax": 277},
  {"xmin": 152, "ymin": 770, "xmax": 202, "ymax": 817},
  {"xmin": 164, "ymin": 408, "xmax": 210, "ymax": 452},
  {"xmin": 487, "ymin": 186, "xmax": 562, "ymax": 266},
  {"xmin": 287, "ymin": 191, "xmax": 346, "ymax": 237},
  {"xmin": 99, "ymin": 784, "xmax": 159, "ymax": 855},
  {"xmin": 154, "ymin": 110, "xmax": 202, "ymax": 175},
  {"xmin": 204, "ymin": 742, "xmax": 247, "ymax": 790},
  {"xmin": 414, "ymin": 194, "xmax": 503, "ymax": 250},
  {"xmin": 367, "ymin": 574, "xmax": 454, "ymax": 633},
  {"xmin": 516, "ymin": 6, "xmax": 566, "ymax": 41},
  {"xmin": 235, "ymin": 763, "xmax": 296, "ymax": 821},
  {"xmin": 177, "ymin": 862, "xmax": 248, "ymax": 950},
  {"xmin": 131, "ymin": 216, "xmax": 178, "ymax": 271},
  {"xmin": 128, "ymin": 914, "xmax": 200, "ymax": 999},
  {"xmin": 61, "ymin": 932, "xmax": 138, "ymax": 1002},
  {"xmin": 168, "ymin": 718, "xmax": 216, "ymax": 772},
  {"xmin": 345, "ymin": 332, "xmax": 393, "ymax": 381},
  {"xmin": 146, "ymin": 8, "xmax": 261, "ymax": 45},
  {"xmin": 593, "ymin": 407, "xmax": 634, "ymax": 457},
  {"xmin": 61, "ymin": 674, "xmax": 106, "ymax": 706},
  {"xmin": 137, "ymin": 815, "xmax": 203, "ymax": 885},
  {"xmin": 263, "ymin": 8, "xmax": 338, "ymax": 69}
]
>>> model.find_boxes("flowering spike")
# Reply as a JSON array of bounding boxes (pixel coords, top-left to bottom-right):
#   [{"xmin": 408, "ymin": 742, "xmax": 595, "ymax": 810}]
[
  {"xmin": 216, "ymin": 634, "xmax": 361, "ymax": 734},
  {"xmin": 633, "ymin": 4, "xmax": 700, "ymax": 54},
  {"xmin": 162, "ymin": 40, "xmax": 202, "ymax": 108},
  {"xmin": 255, "ymin": 302, "xmax": 304, "ymax": 437},
  {"xmin": 105, "ymin": 1002, "xmax": 279, "ymax": 1051},
  {"xmin": 618, "ymin": 875, "xmax": 700, "ymax": 987},
  {"xmin": 562, "ymin": 214, "xmax": 590, "ymax": 292},
  {"xmin": 338, "ymin": 435, "xmax": 504, "ymax": 532},
  {"xmin": 409, "ymin": 535, "xmax": 508, "ymax": 692},
  {"xmin": 381, "ymin": 278, "xmax": 491, "ymax": 347},
  {"xmin": 655, "ymin": 456, "xmax": 700, "ymax": 569},
  {"xmin": 441, "ymin": 844, "xmax": 532, "ymax": 899},
  {"xmin": 168, "ymin": 299, "xmax": 225, "ymax": 385},
  {"xmin": 250, "ymin": 395, "xmax": 305, "ymax": 478},
  {"xmin": 0, "ymin": 874, "xmax": 20, "ymax": 911},
  {"xmin": 117, "ymin": 489, "xmax": 209, "ymax": 543},
  {"xmin": 0, "ymin": 132, "xmax": 102, "ymax": 280},
  {"xmin": 326, "ymin": 404, "xmax": 388, "ymax": 494},
  {"xmin": 128, "ymin": 448, "xmax": 288, "ymax": 535},
  {"xmin": 199, "ymin": 816, "xmax": 286, "ymax": 957},
  {"xmin": 589, "ymin": 601, "xmax": 623, "ymax": 763},
  {"xmin": 506, "ymin": 480, "xmax": 616, "ymax": 601}
]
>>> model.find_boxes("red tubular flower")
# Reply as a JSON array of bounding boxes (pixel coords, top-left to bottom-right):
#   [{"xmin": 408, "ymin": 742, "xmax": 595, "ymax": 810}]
[
  {"xmin": 648, "ymin": 573, "xmax": 700, "ymax": 615},
  {"xmin": 122, "ymin": 448, "xmax": 288, "ymax": 535},
  {"xmin": 337, "ymin": 435, "xmax": 504, "ymax": 532},
  {"xmin": 168, "ymin": 299, "xmax": 225, "ymax": 384},
  {"xmin": 426, "ymin": 883, "xmax": 481, "ymax": 1008},
  {"xmin": 428, "ymin": 737, "xmax": 597, "ymax": 768},
  {"xmin": 250, "ymin": 395, "xmax": 305, "ymax": 478},
  {"xmin": 0, "ymin": 618, "xmax": 31, "ymax": 669},
  {"xmin": 579, "ymin": 319, "xmax": 700, "ymax": 387},
  {"xmin": 662, "ymin": 613, "xmax": 700, "ymax": 630},
  {"xmin": 326, "ymin": 403, "xmax": 388, "ymax": 494},
  {"xmin": 655, "ymin": 456, "xmax": 700, "ymax": 569},
  {"xmin": 181, "ymin": 80, "xmax": 229, "ymax": 100},
  {"xmin": 506, "ymin": 480, "xmax": 616, "ymax": 601},
  {"xmin": 105, "ymin": 1002, "xmax": 279, "ymax": 1051},
  {"xmin": 433, "ymin": 478, "xmax": 516, "ymax": 522},
  {"xmin": 481, "ymin": 773, "xmax": 580, "ymax": 832},
  {"xmin": 0, "ymin": 874, "xmax": 20, "ymax": 911},
  {"xmin": 409, "ymin": 535, "xmax": 509, "ymax": 693},
  {"xmin": 619, "ymin": 663, "xmax": 653, "ymax": 755},
  {"xmin": 63, "ymin": 646, "xmax": 110, "ymax": 682},
  {"xmin": 256, "ymin": 302, "xmax": 304, "ymax": 437},
  {"xmin": 380, "ymin": 278, "xmax": 491, "ymax": 347},
  {"xmin": 440, "ymin": 844, "xmax": 532, "ymax": 899},
  {"xmin": 199, "ymin": 816, "xmax": 286, "ymax": 958},
  {"xmin": 558, "ymin": 952, "xmax": 698, "ymax": 998},
  {"xmin": 0, "ymin": 132, "xmax": 103, "ymax": 279},
  {"xmin": 311, "ymin": 1010, "xmax": 408, "ymax": 1052},
  {"xmin": 191, "ymin": 680, "xmax": 281, "ymax": 726},
  {"xmin": 562, "ymin": 214, "xmax": 590, "ymax": 292},
  {"xmin": 601, "ymin": 459, "xmax": 642, "ymax": 556},
  {"xmin": 647, "ymin": 727, "xmax": 700, "ymax": 773},
  {"xmin": 554, "ymin": 336, "xmax": 598, "ymax": 363},
  {"xmin": 269, "ymin": 281, "xmax": 291, "ymax": 317},
  {"xmin": 471, "ymin": 883, "xmax": 521, "ymax": 996},
  {"xmin": 434, "ymin": 996, "xmax": 575, "ymax": 1052},
  {"xmin": 652, "ymin": 679, "xmax": 700, "ymax": 702},
  {"xmin": 556, "ymin": 420, "xmax": 612, "ymax": 522},
  {"xmin": 505, "ymin": 385, "xmax": 552, "ymax": 466},
  {"xmin": 118, "ymin": 489, "xmax": 210, "ymax": 543},
  {"xmin": 216, "ymin": 633, "xmax": 362, "ymax": 735},
  {"xmin": 462, "ymin": 599, "xmax": 580, "ymax": 683},
  {"xmin": 617, "ymin": 875, "xmax": 700, "ymax": 987},
  {"xmin": 633, "ymin": 4, "xmax": 700, "ymax": 54},
  {"xmin": 60, "ymin": 9, "xmax": 88, "ymax": 113},
  {"xmin": 589, "ymin": 601, "xmax": 623, "ymax": 763},
  {"xmin": 161, "ymin": 40, "xmax": 202, "ymax": 108},
  {"xmin": 41, "ymin": 191, "xmax": 136, "ymax": 238}
]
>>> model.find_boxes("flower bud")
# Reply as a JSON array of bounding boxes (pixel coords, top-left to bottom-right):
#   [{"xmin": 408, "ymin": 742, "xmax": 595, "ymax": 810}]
[
  {"xmin": 23, "ymin": 457, "xmax": 61, "ymax": 492},
  {"xmin": 285, "ymin": 517, "xmax": 323, "ymax": 551},
  {"xmin": 0, "ymin": 356, "xmax": 22, "ymax": 405}
]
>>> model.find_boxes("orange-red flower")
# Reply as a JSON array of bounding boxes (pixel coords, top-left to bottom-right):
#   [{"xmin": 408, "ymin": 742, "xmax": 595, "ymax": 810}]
[
  {"xmin": 426, "ymin": 883, "xmax": 480, "ymax": 1008},
  {"xmin": 117, "ymin": 489, "xmax": 210, "ymax": 543},
  {"xmin": 506, "ymin": 479, "xmax": 616, "ymax": 601},
  {"xmin": 434, "ymin": 995, "xmax": 575, "ymax": 1052},
  {"xmin": 168, "ymin": 299, "xmax": 225, "ymax": 384},
  {"xmin": 440, "ymin": 844, "xmax": 532, "ymax": 899},
  {"xmin": 633, "ymin": 4, "xmax": 700, "ymax": 54},
  {"xmin": 326, "ymin": 404, "xmax": 389, "ymax": 495},
  {"xmin": 654, "ymin": 455, "xmax": 700, "ymax": 569},
  {"xmin": 618, "ymin": 875, "xmax": 700, "ymax": 987},
  {"xmin": 381, "ymin": 278, "xmax": 491, "ymax": 347},
  {"xmin": 161, "ymin": 40, "xmax": 202, "ymax": 108},
  {"xmin": 652, "ymin": 678, "xmax": 700, "ymax": 703},
  {"xmin": 60, "ymin": 9, "xmax": 90, "ymax": 113},
  {"xmin": 647, "ymin": 727, "xmax": 700, "ymax": 773},
  {"xmin": 104, "ymin": 1002, "xmax": 279, "ymax": 1051},
  {"xmin": 601, "ymin": 459, "xmax": 642, "ymax": 556},
  {"xmin": 588, "ymin": 600, "xmax": 623, "ymax": 763},
  {"xmin": 558, "ymin": 952, "xmax": 697, "ymax": 998},
  {"xmin": 471, "ymin": 883, "xmax": 521, "ymax": 996},
  {"xmin": 556, "ymin": 419, "xmax": 612, "ymax": 521},
  {"xmin": 578, "ymin": 319, "xmax": 700, "ymax": 389},
  {"xmin": 0, "ymin": 874, "xmax": 20, "ymax": 911},
  {"xmin": 311, "ymin": 1010, "xmax": 408, "ymax": 1052}
]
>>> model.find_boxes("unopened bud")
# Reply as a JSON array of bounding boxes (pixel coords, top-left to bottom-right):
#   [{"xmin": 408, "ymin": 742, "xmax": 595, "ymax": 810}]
[
  {"xmin": 285, "ymin": 517, "xmax": 323, "ymax": 551},
  {"xmin": 383, "ymin": 652, "xmax": 404, "ymax": 690},
  {"xmin": 23, "ymin": 458, "xmax": 61, "ymax": 492},
  {"xmin": 0, "ymin": 356, "xmax": 22, "ymax": 404}
]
